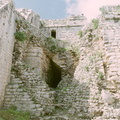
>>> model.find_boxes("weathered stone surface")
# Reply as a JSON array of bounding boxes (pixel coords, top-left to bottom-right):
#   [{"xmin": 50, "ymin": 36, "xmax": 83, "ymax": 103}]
[
  {"xmin": 101, "ymin": 90, "xmax": 115, "ymax": 105},
  {"xmin": 41, "ymin": 15, "xmax": 87, "ymax": 45},
  {"xmin": 16, "ymin": 8, "xmax": 41, "ymax": 29},
  {"xmin": 0, "ymin": 0, "xmax": 15, "ymax": 107},
  {"xmin": 0, "ymin": 1, "xmax": 120, "ymax": 120}
]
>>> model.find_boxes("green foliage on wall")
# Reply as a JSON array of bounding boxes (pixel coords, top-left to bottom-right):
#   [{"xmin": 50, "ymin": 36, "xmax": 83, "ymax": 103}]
[
  {"xmin": 92, "ymin": 19, "xmax": 99, "ymax": 29},
  {"xmin": 45, "ymin": 37, "xmax": 66, "ymax": 53},
  {"xmin": 98, "ymin": 71, "xmax": 104, "ymax": 80},
  {"xmin": 78, "ymin": 30, "xmax": 83, "ymax": 37},
  {"xmin": 99, "ymin": 7, "xmax": 106, "ymax": 14},
  {"xmin": 14, "ymin": 32, "xmax": 26, "ymax": 42},
  {"xmin": 116, "ymin": 5, "xmax": 120, "ymax": 12}
]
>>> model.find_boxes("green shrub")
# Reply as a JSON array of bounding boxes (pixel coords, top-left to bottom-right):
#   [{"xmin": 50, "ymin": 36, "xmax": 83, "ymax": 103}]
[
  {"xmin": 14, "ymin": 32, "xmax": 26, "ymax": 42},
  {"xmin": 0, "ymin": 107, "xmax": 30, "ymax": 120},
  {"xmin": 78, "ymin": 31, "xmax": 83, "ymax": 37},
  {"xmin": 45, "ymin": 37, "xmax": 66, "ymax": 53},
  {"xmin": 98, "ymin": 71, "xmax": 104, "ymax": 80},
  {"xmin": 92, "ymin": 19, "xmax": 99, "ymax": 29}
]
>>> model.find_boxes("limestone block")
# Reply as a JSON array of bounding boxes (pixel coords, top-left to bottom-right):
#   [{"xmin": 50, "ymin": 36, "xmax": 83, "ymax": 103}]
[
  {"xmin": 101, "ymin": 90, "xmax": 115, "ymax": 105},
  {"xmin": 105, "ymin": 14, "xmax": 114, "ymax": 19}
]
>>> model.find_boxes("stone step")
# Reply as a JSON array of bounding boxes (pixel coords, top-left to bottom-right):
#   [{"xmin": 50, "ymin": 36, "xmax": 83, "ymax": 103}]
[
  {"xmin": 9, "ymin": 80, "xmax": 22, "ymax": 84},
  {"xmin": 6, "ymin": 83, "xmax": 48, "ymax": 89},
  {"xmin": 60, "ymin": 65, "xmax": 67, "ymax": 68},
  {"xmin": 59, "ymin": 57, "xmax": 67, "ymax": 60},
  {"xmin": 7, "ymin": 84, "xmax": 23, "ymax": 88}
]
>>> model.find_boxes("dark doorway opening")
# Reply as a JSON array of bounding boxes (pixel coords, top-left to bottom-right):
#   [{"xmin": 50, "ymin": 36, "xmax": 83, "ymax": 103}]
[
  {"xmin": 46, "ymin": 60, "xmax": 61, "ymax": 88},
  {"xmin": 51, "ymin": 30, "xmax": 56, "ymax": 38}
]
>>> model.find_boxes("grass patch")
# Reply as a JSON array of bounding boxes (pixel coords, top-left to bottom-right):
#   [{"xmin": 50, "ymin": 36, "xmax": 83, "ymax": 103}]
[{"xmin": 0, "ymin": 107, "xmax": 30, "ymax": 120}]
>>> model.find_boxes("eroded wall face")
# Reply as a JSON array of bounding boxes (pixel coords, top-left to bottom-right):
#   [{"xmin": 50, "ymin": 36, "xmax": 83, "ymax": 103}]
[
  {"xmin": 100, "ymin": 15, "xmax": 120, "ymax": 119},
  {"xmin": 44, "ymin": 26, "xmax": 82, "ymax": 45},
  {"xmin": 0, "ymin": 2, "xmax": 120, "ymax": 119},
  {"xmin": 73, "ymin": 7, "xmax": 120, "ymax": 119},
  {"xmin": 2, "ymin": 7, "xmax": 57, "ymax": 115},
  {"xmin": 0, "ymin": 1, "xmax": 15, "ymax": 107},
  {"xmin": 3, "ymin": 41, "xmax": 56, "ymax": 116},
  {"xmin": 24, "ymin": 46, "xmax": 50, "ymax": 77}
]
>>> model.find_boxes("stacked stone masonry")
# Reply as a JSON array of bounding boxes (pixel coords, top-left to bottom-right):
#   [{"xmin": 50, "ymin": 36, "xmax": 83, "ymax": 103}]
[
  {"xmin": 41, "ymin": 15, "xmax": 87, "ymax": 46},
  {"xmin": 0, "ymin": 0, "xmax": 120, "ymax": 120}
]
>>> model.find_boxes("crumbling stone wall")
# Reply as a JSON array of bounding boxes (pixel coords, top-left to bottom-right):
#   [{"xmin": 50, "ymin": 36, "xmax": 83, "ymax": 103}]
[
  {"xmin": 98, "ymin": 6, "xmax": 120, "ymax": 119},
  {"xmin": 0, "ymin": 1, "xmax": 120, "ymax": 120},
  {"xmin": 1, "ymin": 3, "xmax": 77, "ymax": 119},
  {"xmin": 3, "ymin": 16, "xmax": 55, "ymax": 118},
  {"xmin": 41, "ymin": 15, "xmax": 87, "ymax": 46},
  {"xmin": 51, "ymin": 5, "xmax": 120, "ymax": 120},
  {"xmin": 73, "ymin": 5, "xmax": 120, "ymax": 120}
]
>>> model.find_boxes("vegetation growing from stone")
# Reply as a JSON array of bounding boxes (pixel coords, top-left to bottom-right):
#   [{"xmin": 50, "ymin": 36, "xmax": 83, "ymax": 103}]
[
  {"xmin": 0, "ymin": 106, "xmax": 30, "ymax": 120},
  {"xmin": 14, "ymin": 32, "xmax": 26, "ymax": 42},
  {"xmin": 78, "ymin": 30, "xmax": 83, "ymax": 37},
  {"xmin": 92, "ymin": 19, "xmax": 99, "ymax": 29},
  {"xmin": 85, "ymin": 65, "xmax": 89, "ymax": 72},
  {"xmin": 45, "ymin": 37, "xmax": 66, "ymax": 53},
  {"xmin": 116, "ymin": 5, "xmax": 120, "ymax": 12},
  {"xmin": 99, "ymin": 7, "xmax": 106, "ymax": 14},
  {"xmin": 15, "ymin": 19, "xmax": 29, "ymax": 31},
  {"xmin": 98, "ymin": 71, "xmax": 104, "ymax": 80}
]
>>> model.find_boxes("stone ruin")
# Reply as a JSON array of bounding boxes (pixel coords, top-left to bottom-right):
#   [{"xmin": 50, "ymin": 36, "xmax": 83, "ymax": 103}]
[{"xmin": 0, "ymin": 0, "xmax": 120, "ymax": 119}]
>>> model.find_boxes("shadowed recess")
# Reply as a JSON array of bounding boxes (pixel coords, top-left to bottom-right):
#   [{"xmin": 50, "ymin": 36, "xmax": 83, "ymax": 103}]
[
  {"xmin": 51, "ymin": 30, "xmax": 56, "ymax": 38},
  {"xmin": 46, "ymin": 59, "xmax": 61, "ymax": 88}
]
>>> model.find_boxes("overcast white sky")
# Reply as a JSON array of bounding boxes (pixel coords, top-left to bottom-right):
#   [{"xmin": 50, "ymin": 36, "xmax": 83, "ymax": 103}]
[
  {"xmin": 14, "ymin": 0, "xmax": 120, "ymax": 20},
  {"xmin": 65, "ymin": 0, "xmax": 120, "ymax": 21}
]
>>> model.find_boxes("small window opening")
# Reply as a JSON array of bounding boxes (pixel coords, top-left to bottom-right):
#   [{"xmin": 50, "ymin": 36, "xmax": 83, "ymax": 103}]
[{"xmin": 51, "ymin": 30, "xmax": 56, "ymax": 38}]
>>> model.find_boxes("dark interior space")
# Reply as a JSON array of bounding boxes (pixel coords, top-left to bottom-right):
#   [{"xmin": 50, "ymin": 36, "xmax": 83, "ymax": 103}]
[
  {"xmin": 51, "ymin": 30, "xmax": 56, "ymax": 38},
  {"xmin": 46, "ymin": 59, "xmax": 61, "ymax": 88}
]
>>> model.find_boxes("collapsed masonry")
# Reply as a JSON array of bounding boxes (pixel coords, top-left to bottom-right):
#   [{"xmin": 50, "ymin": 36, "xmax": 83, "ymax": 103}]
[{"xmin": 0, "ymin": 0, "xmax": 120, "ymax": 120}]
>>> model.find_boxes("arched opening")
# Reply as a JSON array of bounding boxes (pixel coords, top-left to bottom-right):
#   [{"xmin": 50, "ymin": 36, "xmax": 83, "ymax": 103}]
[
  {"xmin": 46, "ymin": 60, "xmax": 61, "ymax": 88},
  {"xmin": 51, "ymin": 30, "xmax": 56, "ymax": 38}
]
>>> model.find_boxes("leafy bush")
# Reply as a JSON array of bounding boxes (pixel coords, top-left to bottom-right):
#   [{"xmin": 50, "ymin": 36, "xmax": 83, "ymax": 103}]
[
  {"xmin": 14, "ymin": 32, "xmax": 26, "ymax": 42},
  {"xmin": 92, "ymin": 19, "xmax": 99, "ymax": 29},
  {"xmin": 45, "ymin": 37, "xmax": 66, "ymax": 53},
  {"xmin": 0, "ymin": 107, "xmax": 30, "ymax": 120}
]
